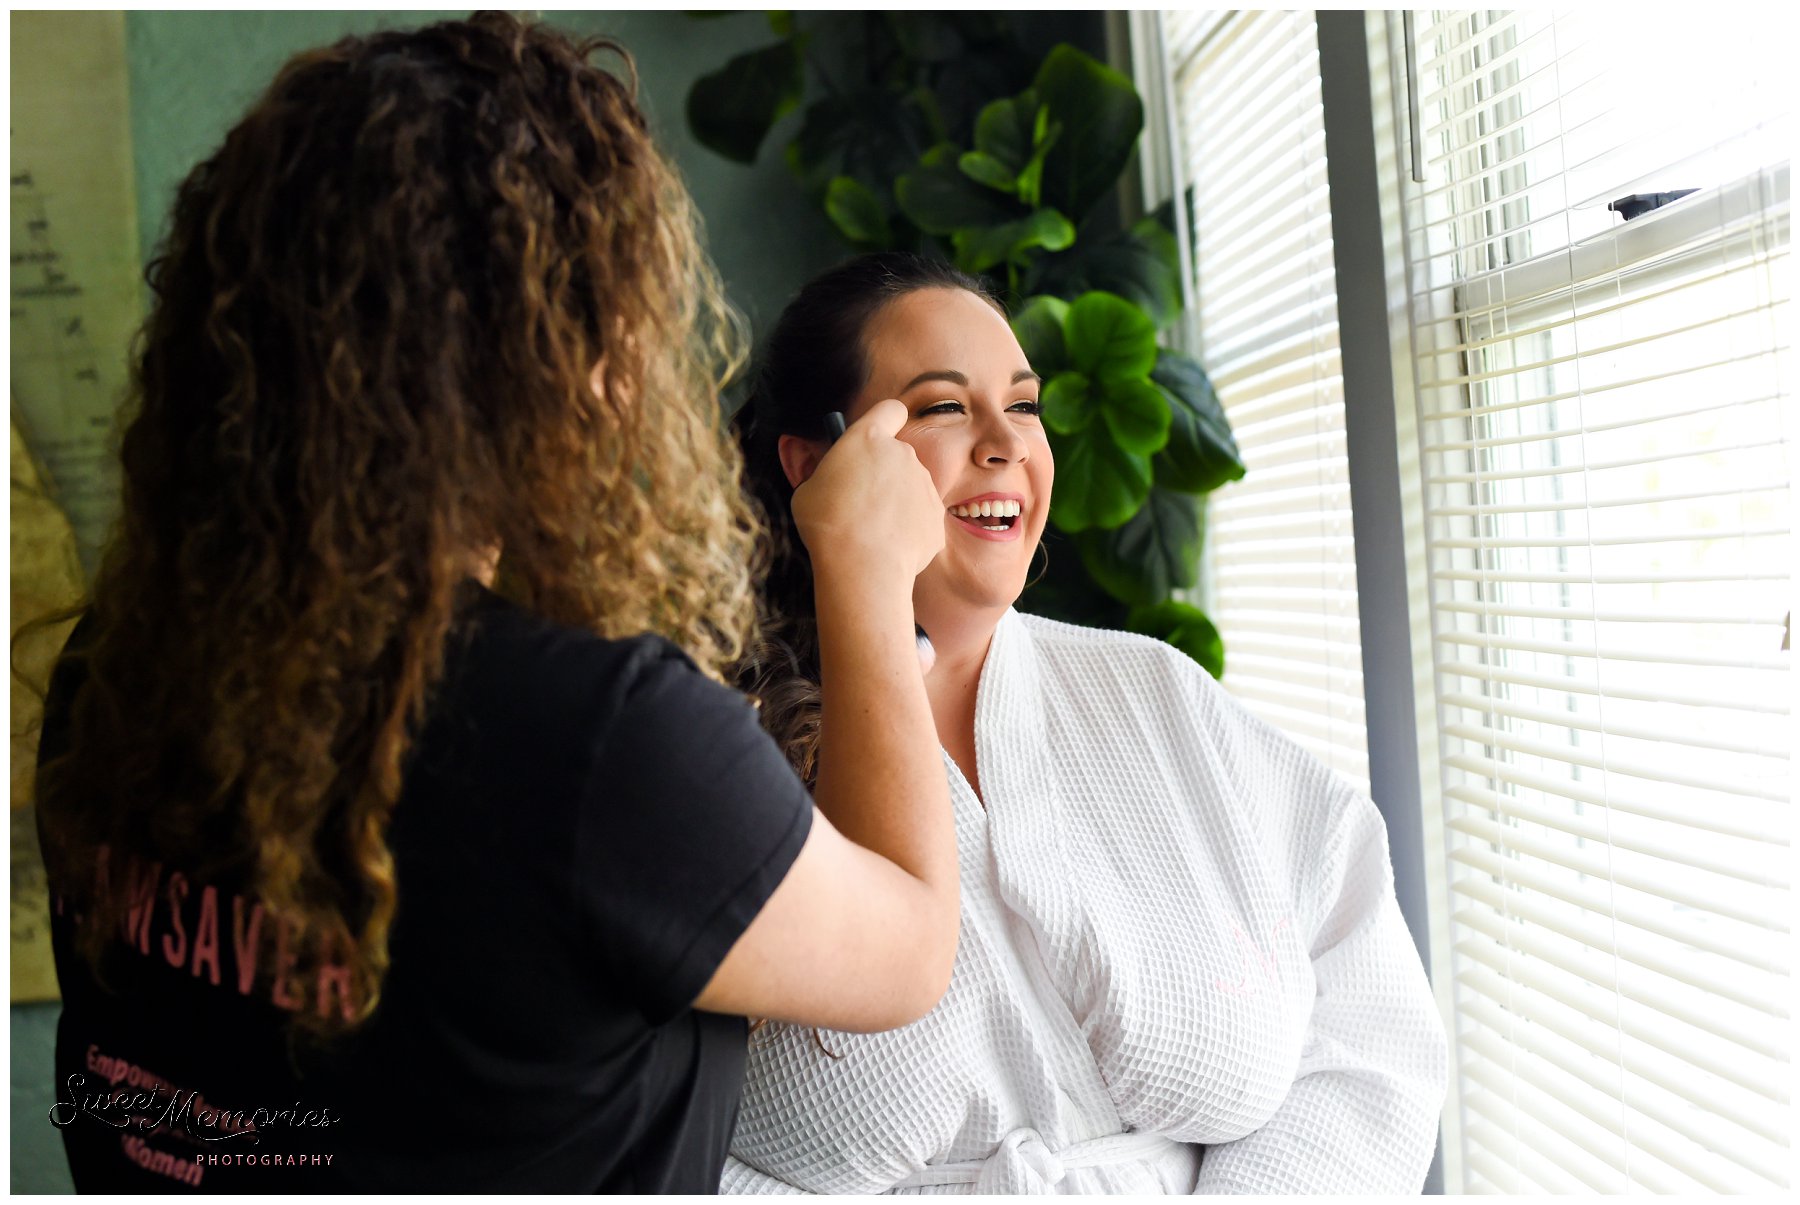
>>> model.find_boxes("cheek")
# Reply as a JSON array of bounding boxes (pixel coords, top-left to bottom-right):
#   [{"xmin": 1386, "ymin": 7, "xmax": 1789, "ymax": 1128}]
[
  {"xmin": 900, "ymin": 433, "xmax": 956, "ymax": 501},
  {"xmin": 1031, "ymin": 438, "xmax": 1054, "ymax": 518}
]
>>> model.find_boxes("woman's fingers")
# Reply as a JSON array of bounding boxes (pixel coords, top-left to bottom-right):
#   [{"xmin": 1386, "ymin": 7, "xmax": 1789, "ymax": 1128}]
[
  {"xmin": 792, "ymin": 401, "xmax": 944, "ymax": 583},
  {"xmin": 848, "ymin": 396, "xmax": 907, "ymax": 441}
]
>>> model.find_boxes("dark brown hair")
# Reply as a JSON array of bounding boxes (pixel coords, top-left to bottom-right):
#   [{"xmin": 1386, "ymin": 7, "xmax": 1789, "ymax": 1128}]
[
  {"xmin": 734, "ymin": 252, "xmax": 1001, "ymax": 785},
  {"xmin": 37, "ymin": 12, "xmax": 757, "ymax": 1035}
]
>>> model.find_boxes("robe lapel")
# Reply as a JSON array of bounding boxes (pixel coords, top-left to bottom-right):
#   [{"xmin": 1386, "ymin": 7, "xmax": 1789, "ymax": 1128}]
[{"xmin": 969, "ymin": 610, "xmax": 1124, "ymax": 1145}]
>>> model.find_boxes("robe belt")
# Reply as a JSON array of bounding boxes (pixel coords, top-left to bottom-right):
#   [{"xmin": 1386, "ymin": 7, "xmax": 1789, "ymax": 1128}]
[{"xmin": 890, "ymin": 1128, "xmax": 1185, "ymax": 1193}]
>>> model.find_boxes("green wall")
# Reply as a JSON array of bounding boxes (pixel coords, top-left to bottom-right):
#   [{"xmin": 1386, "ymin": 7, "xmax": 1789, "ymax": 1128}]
[{"xmin": 124, "ymin": 9, "xmax": 842, "ymax": 331}]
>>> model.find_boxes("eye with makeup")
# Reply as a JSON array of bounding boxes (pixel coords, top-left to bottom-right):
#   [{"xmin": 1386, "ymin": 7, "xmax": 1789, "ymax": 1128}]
[{"xmin": 915, "ymin": 400, "xmax": 1044, "ymax": 418}]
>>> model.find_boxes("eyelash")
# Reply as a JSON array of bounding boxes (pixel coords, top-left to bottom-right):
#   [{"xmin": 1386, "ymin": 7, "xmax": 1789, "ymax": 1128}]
[{"xmin": 919, "ymin": 401, "xmax": 1043, "ymax": 417}]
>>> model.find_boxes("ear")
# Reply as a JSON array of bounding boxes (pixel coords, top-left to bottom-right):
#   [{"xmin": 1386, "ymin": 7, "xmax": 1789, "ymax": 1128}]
[{"xmin": 777, "ymin": 434, "xmax": 826, "ymax": 490}]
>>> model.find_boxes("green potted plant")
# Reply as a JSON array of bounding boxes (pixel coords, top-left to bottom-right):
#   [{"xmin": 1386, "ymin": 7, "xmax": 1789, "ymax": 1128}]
[{"xmin": 688, "ymin": 13, "xmax": 1244, "ymax": 675}]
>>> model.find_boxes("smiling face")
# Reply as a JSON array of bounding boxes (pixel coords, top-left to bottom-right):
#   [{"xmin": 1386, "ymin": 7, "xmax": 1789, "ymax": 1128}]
[{"xmin": 844, "ymin": 287, "xmax": 1054, "ymax": 624}]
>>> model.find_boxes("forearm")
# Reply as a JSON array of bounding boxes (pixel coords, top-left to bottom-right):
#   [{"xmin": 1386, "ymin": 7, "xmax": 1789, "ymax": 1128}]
[
  {"xmin": 684, "ymin": 561, "xmax": 957, "ymax": 1031},
  {"xmin": 809, "ymin": 559, "xmax": 956, "ymax": 914}
]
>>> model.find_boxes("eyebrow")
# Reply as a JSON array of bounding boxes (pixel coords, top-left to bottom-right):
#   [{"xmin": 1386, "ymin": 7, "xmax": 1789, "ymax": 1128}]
[{"xmin": 899, "ymin": 369, "xmax": 1043, "ymax": 393}]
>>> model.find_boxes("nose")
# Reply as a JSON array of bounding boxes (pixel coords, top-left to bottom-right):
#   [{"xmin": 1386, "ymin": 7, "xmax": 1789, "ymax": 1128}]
[{"xmin": 972, "ymin": 409, "xmax": 1028, "ymax": 466}]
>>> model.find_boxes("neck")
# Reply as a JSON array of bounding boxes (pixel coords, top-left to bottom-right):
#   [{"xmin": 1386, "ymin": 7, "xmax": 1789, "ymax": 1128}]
[{"xmin": 917, "ymin": 602, "xmax": 1005, "ymax": 706}]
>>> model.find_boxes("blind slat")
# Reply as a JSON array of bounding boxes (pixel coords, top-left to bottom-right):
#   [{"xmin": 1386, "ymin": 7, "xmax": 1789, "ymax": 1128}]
[
  {"xmin": 1440, "ymin": 722, "xmax": 1788, "ymax": 803},
  {"xmin": 1450, "ymin": 875, "xmax": 1788, "ymax": 1015},
  {"xmin": 1443, "ymin": 751, "xmax": 1785, "ymax": 842},
  {"xmin": 1435, "ymin": 659, "xmax": 1788, "ymax": 714},
  {"xmin": 1455, "ymin": 935, "xmax": 1793, "ymax": 1108},
  {"xmin": 1448, "ymin": 812, "xmax": 1786, "ymax": 928},
  {"xmin": 1437, "ymin": 693, "xmax": 1783, "ymax": 760},
  {"xmin": 1453, "ymin": 905, "xmax": 1789, "ymax": 1061},
  {"xmin": 1423, "ymin": 481, "xmax": 1791, "ymax": 516},
  {"xmin": 1457, "ymin": 997, "xmax": 1779, "ymax": 1191},
  {"xmin": 1462, "ymin": 1086, "xmax": 1619, "ymax": 1192},
  {"xmin": 1449, "ymin": 843, "xmax": 1785, "ymax": 968},
  {"xmin": 1444, "ymin": 784, "xmax": 1789, "ymax": 884},
  {"xmin": 1457, "ymin": 1042, "xmax": 1697, "ymax": 1193},
  {"xmin": 1435, "ymin": 627, "xmax": 1790, "ymax": 672}
]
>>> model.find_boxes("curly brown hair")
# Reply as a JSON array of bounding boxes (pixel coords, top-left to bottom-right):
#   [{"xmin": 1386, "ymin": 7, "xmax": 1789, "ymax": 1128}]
[{"xmin": 36, "ymin": 12, "xmax": 758, "ymax": 1036}]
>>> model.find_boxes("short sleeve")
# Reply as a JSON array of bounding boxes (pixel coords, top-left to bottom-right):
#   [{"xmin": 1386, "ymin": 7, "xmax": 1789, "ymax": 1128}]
[{"xmin": 576, "ymin": 644, "xmax": 813, "ymax": 1026}]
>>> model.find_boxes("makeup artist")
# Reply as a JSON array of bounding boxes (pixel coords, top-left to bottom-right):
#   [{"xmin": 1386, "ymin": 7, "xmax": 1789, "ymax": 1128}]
[{"xmin": 34, "ymin": 13, "xmax": 954, "ymax": 1193}]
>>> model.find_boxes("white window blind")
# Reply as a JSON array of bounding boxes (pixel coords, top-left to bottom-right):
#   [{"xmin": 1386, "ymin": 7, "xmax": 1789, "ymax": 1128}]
[
  {"xmin": 1164, "ymin": 9, "xmax": 1371, "ymax": 796},
  {"xmin": 1397, "ymin": 9, "xmax": 1794, "ymax": 1194}
]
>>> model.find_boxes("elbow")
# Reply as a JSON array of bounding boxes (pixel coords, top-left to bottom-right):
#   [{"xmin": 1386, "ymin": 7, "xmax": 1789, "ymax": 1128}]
[
  {"xmin": 902, "ymin": 931, "xmax": 958, "ymax": 1023},
  {"xmin": 904, "ymin": 885, "xmax": 960, "ymax": 1021},
  {"xmin": 847, "ymin": 951, "xmax": 953, "ymax": 1033},
  {"xmin": 844, "ymin": 894, "xmax": 960, "ymax": 1033}
]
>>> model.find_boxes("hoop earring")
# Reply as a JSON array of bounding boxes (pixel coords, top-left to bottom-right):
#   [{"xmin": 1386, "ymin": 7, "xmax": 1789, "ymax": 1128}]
[{"xmin": 1025, "ymin": 539, "xmax": 1050, "ymax": 589}]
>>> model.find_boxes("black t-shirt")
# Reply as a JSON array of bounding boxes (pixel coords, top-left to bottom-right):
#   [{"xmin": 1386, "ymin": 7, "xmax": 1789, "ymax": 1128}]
[{"xmin": 39, "ymin": 587, "xmax": 812, "ymax": 1192}]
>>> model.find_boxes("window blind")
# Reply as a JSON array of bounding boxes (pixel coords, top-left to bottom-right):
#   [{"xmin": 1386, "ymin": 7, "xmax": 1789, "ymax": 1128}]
[
  {"xmin": 1396, "ymin": 9, "xmax": 1793, "ymax": 1193},
  {"xmin": 1164, "ymin": 9, "xmax": 1371, "ymax": 796}
]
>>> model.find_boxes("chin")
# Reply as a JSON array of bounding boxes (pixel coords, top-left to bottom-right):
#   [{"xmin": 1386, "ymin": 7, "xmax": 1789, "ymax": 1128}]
[
  {"xmin": 917, "ymin": 571, "xmax": 1026, "ymax": 623},
  {"xmin": 960, "ymin": 575, "xmax": 1029, "ymax": 614}
]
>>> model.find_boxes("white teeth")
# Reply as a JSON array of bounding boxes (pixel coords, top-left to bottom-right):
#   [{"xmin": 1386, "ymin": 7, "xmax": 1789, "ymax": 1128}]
[{"xmin": 948, "ymin": 499, "xmax": 1023, "ymax": 518}]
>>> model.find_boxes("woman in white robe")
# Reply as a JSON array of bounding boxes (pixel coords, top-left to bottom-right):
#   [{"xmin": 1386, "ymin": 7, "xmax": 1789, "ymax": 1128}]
[{"xmin": 729, "ymin": 253, "xmax": 1446, "ymax": 1194}]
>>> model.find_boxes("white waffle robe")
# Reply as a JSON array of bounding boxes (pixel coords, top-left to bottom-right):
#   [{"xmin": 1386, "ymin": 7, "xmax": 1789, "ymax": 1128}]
[{"xmin": 722, "ymin": 610, "xmax": 1446, "ymax": 1194}]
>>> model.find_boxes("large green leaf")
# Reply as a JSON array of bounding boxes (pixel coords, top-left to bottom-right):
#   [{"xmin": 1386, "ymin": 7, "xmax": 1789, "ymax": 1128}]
[
  {"xmin": 1014, "ymin": 109, "xmax": 1060, "ymax": 210},
  {"xmin": 923, "ymin": 23, "xmax": 1040, "ymax": 148},
  {"xmin": 896, "ymin": 144, "xmax": 1019, "ymax": 234},
  {"xmin": 787, "ymin": 90, "xmax": 931, "ymax": 202},
  {"xmin": 1046, "ymin": 426, "xmax": 1153, "ymax": 532},
  {"xmin": 1010, "ymin": 295, "xmax": 1069, "ymax": 377},
  {"xmin": 1065, "ymin": 291, "xmax": 1157, "ymax": 384},
  {"xmin": 1040, "ymin": 371, "xmax": 1089, "ymax": 435},
  {"xmin": 1034, "ymin": 44, "xmax": 1144, "ymax": 222},
  {"xmin": 1151, "ymin": 349, "xmax": 1245, "ymax": 494},
  {"xmin": 1099, "ymin": 378, "xmax": 1172, "ymax": 456},
  {"xmin": 1127, "ymin": 600, "xmax": 1224, "ymax": 678},
  {"xmin": 686, "ymin": 40, "xmax": 805, "ymax": 165},
  {"xmin": 952, "ymin": 207, "xmax": 1074, "ymax": 273},
  {"xmin": 1029, "ymin": 217, "xmax": 1182, "ymax": 326},
  {"xmin": 958, "ymin": 150, "xmax": 1019, "ymax": 194},
  {"xmin": 1074, "ymin": 486, "xmax": 1202, "ymax": 605},
  {"xmin": 905, "ymin": 85, "xmax": 949, "ymax": 148},
  {"xmin": 785, "ymin": 96, "xmax": 858, "ymax": 193},
  {"xmin": 824, "ymin": 175, "xmax": 892, "ymax": 245},
  {"xmin": 972, "ymin": 90, "xmax": 1039, "ymax": 177}
]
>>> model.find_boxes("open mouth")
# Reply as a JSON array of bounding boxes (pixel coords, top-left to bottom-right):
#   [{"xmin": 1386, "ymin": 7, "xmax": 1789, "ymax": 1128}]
[{"xmin": 947, "ymin": 499, "xmax": 1022, "ymax": 532}]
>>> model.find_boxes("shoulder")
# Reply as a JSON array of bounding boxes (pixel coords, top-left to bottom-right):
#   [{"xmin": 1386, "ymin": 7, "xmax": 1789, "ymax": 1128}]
[
  {"xmin": 442, "ymin": 588, "xmax": 754, "ymax": 775},
  {"xmin": 1010, "ymin": 608, "xmax": 1203, "ymax": 686},
  {"xmin": 1009, "ymin": 607, "xmax": 1241, "ymax": 731},
  {"xmin": 1011, "ymin": 607, "xmax": 1362, "ymax": 859},
  {"xmin": 456, "ymin": 588, "xmax": 721, "ymax": 711}
]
